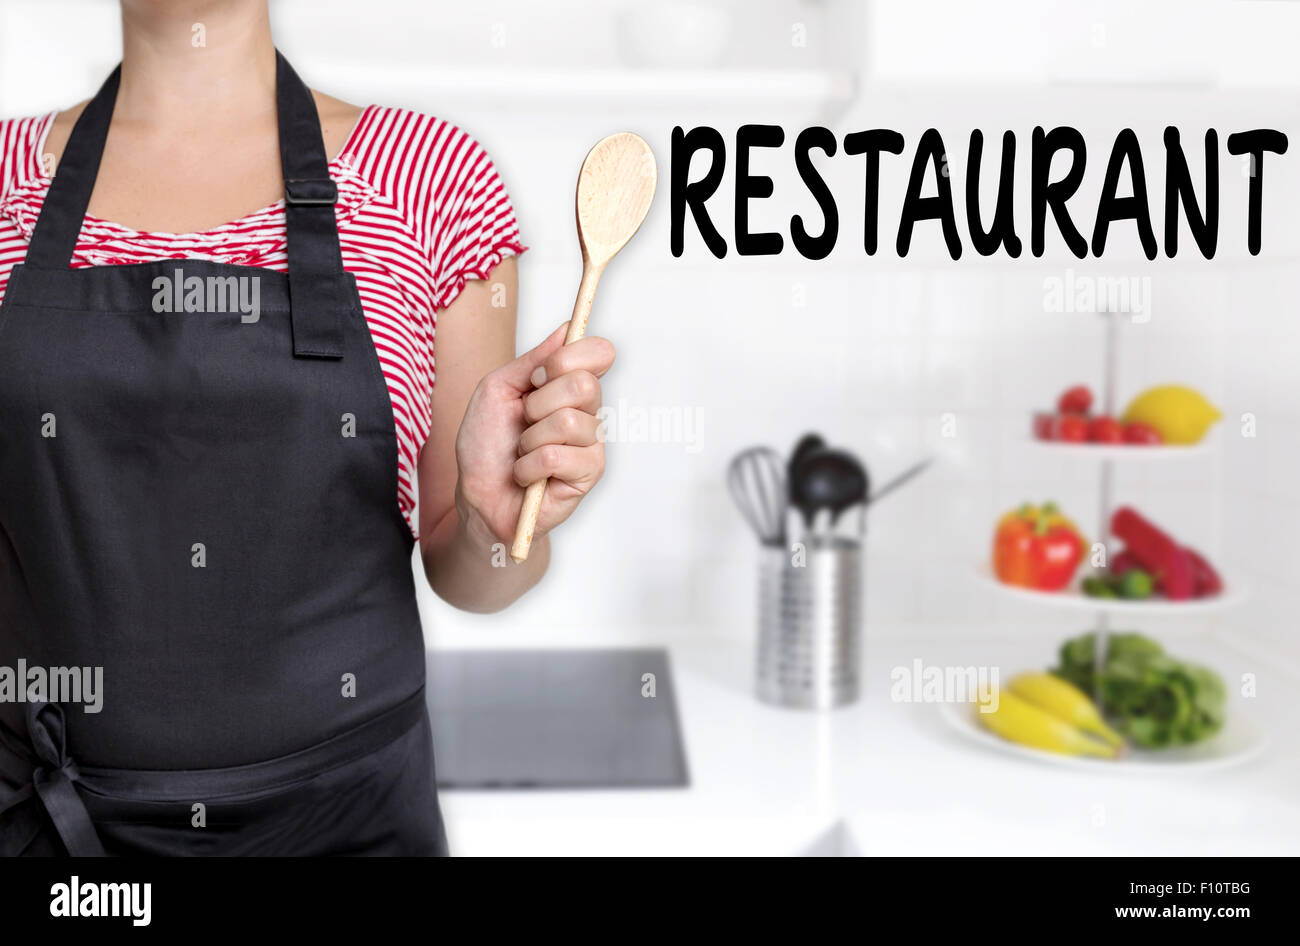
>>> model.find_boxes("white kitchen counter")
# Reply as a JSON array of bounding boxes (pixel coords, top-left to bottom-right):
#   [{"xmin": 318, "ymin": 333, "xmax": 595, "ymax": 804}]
[{"xmin": 437, "ymin": 632, "xmax": 1300, "ymax": 856}]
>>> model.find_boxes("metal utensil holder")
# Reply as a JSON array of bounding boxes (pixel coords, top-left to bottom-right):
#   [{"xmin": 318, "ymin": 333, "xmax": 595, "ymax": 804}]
[{"xmin": 756, "ymin": 537, "xmax": 863, "ymax": 710}]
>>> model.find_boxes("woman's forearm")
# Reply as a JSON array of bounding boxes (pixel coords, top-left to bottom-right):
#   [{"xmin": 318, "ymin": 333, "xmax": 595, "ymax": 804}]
[
  {"xmin": 420, "ymin": 490, "xmax": 550, "ymax": 613},
  {"xmin": 415, "ymin": 263, "xmax": 613, "ymax": 615}
]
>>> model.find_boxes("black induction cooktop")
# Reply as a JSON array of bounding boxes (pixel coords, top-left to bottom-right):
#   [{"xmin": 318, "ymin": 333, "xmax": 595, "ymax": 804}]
[{"xmin": 424, "ymin": 648, "xmax": 689, "ymax": 790}]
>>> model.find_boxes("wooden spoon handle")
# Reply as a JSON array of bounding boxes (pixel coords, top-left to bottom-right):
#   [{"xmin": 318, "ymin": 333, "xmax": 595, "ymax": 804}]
[{"xmin": 509, "ymin": 262, "xmax": 604, "ymax": 563}]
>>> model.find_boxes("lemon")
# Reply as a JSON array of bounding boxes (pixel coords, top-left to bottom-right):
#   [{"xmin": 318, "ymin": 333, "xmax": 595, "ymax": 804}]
[{"xmin": 1122, "ymin": 385, "xmax": 1222, "ymax": 445}]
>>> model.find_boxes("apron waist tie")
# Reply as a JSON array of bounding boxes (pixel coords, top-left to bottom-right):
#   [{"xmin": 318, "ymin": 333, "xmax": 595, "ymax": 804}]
[
  {"xmin": 0, "ymin": 701, "xmax": 107, "ymax": 856},
  {"xmin": 0, "ymin": 688, "xmax": 427, "ymax": 855}
]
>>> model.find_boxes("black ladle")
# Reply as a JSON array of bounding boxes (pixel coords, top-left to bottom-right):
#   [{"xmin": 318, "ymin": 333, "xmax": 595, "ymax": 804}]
[
  {"xmin": 790, "ymin": 448, "xmax": 869, "ymax": 531},
  {"xmin": 788, "ymin": 433, "xmax": 825, "ymax": 527}
]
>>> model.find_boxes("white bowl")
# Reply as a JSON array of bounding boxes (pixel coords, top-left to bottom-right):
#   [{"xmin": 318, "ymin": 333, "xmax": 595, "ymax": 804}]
[{"xmin": 939, "ymin": 700, "xmax": 1268, "ymax": 773}]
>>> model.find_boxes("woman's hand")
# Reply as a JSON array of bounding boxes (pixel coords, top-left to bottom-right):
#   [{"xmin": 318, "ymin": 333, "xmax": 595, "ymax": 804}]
[{"xmin": 453, "ymin": 322, "xmax": 616, "ymax": 550}]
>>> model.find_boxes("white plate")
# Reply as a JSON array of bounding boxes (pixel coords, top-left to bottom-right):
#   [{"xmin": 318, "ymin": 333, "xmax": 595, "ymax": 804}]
[
  {"xmin": 975, "ymin": 564, "xmax": 1245, "ymax": 615},
  {"xmin": 1021, "ymin": 437, "xmax": 1213, "ymax": 461},
  {"xmin": 938, "ymin": 700, "xmax": 1268, "ymax": 773}
]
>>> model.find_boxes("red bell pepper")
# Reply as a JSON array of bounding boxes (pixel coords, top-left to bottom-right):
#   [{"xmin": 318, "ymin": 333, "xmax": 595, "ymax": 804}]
[{"xmin": 993, "ymin": 502, "xmax": 1085, "ymax": 591}]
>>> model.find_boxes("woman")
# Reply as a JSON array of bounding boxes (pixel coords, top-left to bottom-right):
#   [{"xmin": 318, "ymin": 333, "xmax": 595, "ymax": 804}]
[{"xmin": 0, "ymin": 0, "xmax": 613, "ymax": 855}]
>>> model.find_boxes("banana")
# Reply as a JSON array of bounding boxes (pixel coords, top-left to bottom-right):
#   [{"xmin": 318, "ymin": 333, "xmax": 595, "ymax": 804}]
[
  {"xmin": 976, "ymin": 687, "xmax": 1119, "ymax": 758},
  {"xmin": 1008, "ymin": 672, "xmax": 1125, "ymax": 749}
]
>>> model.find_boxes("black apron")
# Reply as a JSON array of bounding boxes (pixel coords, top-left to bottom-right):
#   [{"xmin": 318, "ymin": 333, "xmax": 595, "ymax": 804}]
[{"xmin": 0, "ymin": 53, "xmax": 447, "ymax": 855}]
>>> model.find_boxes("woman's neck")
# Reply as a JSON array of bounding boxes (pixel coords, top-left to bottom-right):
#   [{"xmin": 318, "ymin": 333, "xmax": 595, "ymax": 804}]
[{"xmin": 117, "ymin": 0, "xmax": 275, "ymax": 127}]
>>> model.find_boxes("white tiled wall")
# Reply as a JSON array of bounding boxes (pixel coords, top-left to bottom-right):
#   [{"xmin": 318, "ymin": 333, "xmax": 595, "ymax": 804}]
[{"xmin": 421, "ymin": 255, "xmax": 1296, "ymax": 657}]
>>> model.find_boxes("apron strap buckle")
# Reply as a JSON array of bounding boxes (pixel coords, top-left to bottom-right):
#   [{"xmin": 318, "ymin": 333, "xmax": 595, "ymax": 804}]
[
  {"xmin": 285, "ymin": 178, "xmax": 339, "ymax": 207},
  {"xmin": 284, "ymin": 174, "xmax": 348, "ymax": 359}
]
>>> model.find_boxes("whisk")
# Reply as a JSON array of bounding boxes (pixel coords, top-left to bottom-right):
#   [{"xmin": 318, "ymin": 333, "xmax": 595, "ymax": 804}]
[{"xmin": 727, "ymin": 447, "xmax": 786, "ymax": 546}]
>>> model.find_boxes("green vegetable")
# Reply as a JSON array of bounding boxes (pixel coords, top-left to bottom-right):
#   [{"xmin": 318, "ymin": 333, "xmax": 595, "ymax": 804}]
[
  {"xmin": 1052, "ymin": 632, "xmax": 1226, "ymax": 748},
  {"xmin": 1082, "ymin": 576, "xmax": 1117, "ymax": 598},
  {"xmin": 1116, "ymin": 569, "xmax": 1154, "ymax": 599}
]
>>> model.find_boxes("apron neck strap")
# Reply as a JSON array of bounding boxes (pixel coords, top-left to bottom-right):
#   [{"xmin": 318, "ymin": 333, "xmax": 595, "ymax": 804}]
[
  {"xmin": 24, "ymin": 65, "xmax": 119, "ymax": 271},
  {"xmin": 27, "ymin": 50, "xmax": 347, "ymax": 359}
]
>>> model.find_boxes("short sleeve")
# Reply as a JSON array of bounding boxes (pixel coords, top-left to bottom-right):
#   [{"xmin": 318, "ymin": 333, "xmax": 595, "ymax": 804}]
[
  {"xmin": 428, "ymin": 129, "xmax": 527, "ymax": 310},
  {"xmin": 0, "ymin": 113, "xmax": 54, "ymax": 203}
]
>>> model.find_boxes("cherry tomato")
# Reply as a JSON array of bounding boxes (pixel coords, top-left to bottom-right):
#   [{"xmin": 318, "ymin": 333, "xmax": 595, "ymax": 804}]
[
  {"xmin": 1088, "ymin": 415, "xmax": 1124, "ymax": 443},
  {"xmin": 1123, "ymin": 421, "xmax": 1163, "ymax": 445},
  {"xmin": 1053, "ymin": 413, "xmax": 1089, "ymax": 442},
  {"xmin": 1032, "ymin": 412, "xmax": 1056, "ymax": 441},
  {"xmin": 1057, "ymin": 385, "xmax": 1093, "ymax": 415}
]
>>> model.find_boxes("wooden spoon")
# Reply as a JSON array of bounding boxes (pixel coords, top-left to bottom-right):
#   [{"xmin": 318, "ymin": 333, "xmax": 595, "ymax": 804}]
[{"xmin": 510, "ymin": 132, "xmax": 657, "ymax": 563}]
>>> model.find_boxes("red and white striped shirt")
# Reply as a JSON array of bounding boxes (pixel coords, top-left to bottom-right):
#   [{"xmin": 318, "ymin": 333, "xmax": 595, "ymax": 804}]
[{"xmin": 0, "ymin": 105, "xmax": 526, "ymax": 537}]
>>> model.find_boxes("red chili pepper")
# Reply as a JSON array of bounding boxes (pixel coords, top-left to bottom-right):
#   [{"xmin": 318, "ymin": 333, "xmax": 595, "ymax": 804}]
[
  {"xmin": 1110, "ymin": 506, "xmax": 1195, "ymax": 599},
  {"xmin": 1110, "ymin": 548, "xmax": 1142, "ymax": 575},
  {"xmin": 1185, "ymin": 548, "xmax": 1223, "ymax": 597}
]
